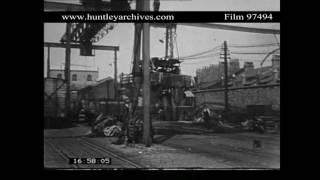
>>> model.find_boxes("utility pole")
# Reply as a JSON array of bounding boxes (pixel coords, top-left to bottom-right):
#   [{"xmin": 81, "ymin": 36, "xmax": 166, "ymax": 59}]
[
  {"xmin": 47, "ymin": 46, "xmax": 50, "ymax": 78},
  {"xmin": 114, "ymin": 50, "xmax": 118, "ymax": 98},
  {"xmin": 114, "ymin": 50, "xmax": 120, "ymax": 118},
  {"xmin": 142, "ymin": 0, "xmax": 151, "ymax": 147},
  {"xmin": 165, "ymin": 27, "xmax": 169, "ymax": 58},
  {"xmin": 169, "ymin": 27, "xmax": 174, "ymax": 58},
  {"xmin": 65, "ymin": 23, "xmax": 71, "ymax": 120},
  {"xmin": 223, "ymin": 41, "xmax": 229, "ymax": 116},
  {"xmin": 165, "ymin": 26, "xmax": 175, "ymax": 59}
]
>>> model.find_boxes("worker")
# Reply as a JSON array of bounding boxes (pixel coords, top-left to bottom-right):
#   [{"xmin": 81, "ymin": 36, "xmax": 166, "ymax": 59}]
[{"xmin": 203, "ymin": 106, "xmax": 211, "ymax": 129}]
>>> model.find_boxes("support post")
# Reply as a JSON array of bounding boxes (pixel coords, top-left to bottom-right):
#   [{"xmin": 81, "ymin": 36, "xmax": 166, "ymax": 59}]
[
  {"xmin": 65, "ymin": 23, "xmax": 71, "ymax": 120},
  {"xmin": 114, "ymin": 50, "xmax": 119, "ymax": 117},
  {"xmin": 169, "ymin": 28, "xmax": 174, "ymax": 58},
  {"xmin": 223, "ymin": 41, "xmax": 229, "ymax": 116},
  {"xmin": 165, "ymin": 27, "xmax": 169, "ymax": 58},
  {"xmin": 47, "ymin": 47, "xmax": 51, "ymax": 78},
  {"xmin": 142, "ymin": 0, "xmax": 151, "ymax": 147}
]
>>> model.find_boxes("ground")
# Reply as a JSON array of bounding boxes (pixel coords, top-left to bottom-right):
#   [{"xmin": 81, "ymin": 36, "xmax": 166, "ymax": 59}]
[{"xmin": 44, "ymin": 121, "xmax": 280, "ymax": 169}]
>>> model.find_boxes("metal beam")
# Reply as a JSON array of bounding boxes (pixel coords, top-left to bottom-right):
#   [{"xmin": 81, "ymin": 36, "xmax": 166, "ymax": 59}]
[
  {"xmin": 62, "ymin": 23, "xmax": 109, "ymax": 43},
  {"xmin": 179, "ymin": 23, "xmax": 280, "ymax": 34},
  {"xmin": 44, "ymin": 1, "xmax": 86, "ymax": 11},
  {"xmin": 44, "ymin": 42, "xmax": 119, "ymax": 51},
  {"xmin": 44, "ymin": 1, "xmax": 111, "ymax": 11}
]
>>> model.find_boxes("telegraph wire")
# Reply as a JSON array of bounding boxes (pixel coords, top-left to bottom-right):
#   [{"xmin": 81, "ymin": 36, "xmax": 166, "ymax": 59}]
[
  {"xmin": 273, "ymin": 34, "xmax": 280, "ymax": 48},
  {"xmin": 231, "ymin": 52, "xmax": 275, "ymax": 55},
  {"xmin": 180, "ymin": 52, "xmax": 221, "ymax": 61},
  {"xmin": 260, "ymin": 48, "xmax": 280, "ymax": 66},
  {"xmin": 179, "ymin": 44, "xmax": 222, "ymax": 60},
  {"xmin": 228, "ymin": 43, "xmax": 279, "ymax": 48}
]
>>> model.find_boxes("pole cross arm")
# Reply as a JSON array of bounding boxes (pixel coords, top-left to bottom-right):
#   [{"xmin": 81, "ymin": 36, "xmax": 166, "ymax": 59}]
[{"xmin": 44, "ymin": 42, "xmax": 119, "ymax": 51}]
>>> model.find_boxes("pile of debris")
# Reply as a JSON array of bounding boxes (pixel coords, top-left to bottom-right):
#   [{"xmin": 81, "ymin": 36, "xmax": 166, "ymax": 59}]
[
  {"xmin": 190, "ymin": 104, "xmax": 280, "ymax": 134},
  {"xmin": 85, "ymin": 113, "xmax": 122, "ymax": 137},
  {"xmin": 84, "ymin": 112, "xmax": 153, "ymax": 146}
]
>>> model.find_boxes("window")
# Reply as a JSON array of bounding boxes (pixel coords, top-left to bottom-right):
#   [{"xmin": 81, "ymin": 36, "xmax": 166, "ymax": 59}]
[
  {"xmin": 72, "ymin": 74, "xmax": 77, "ymax": 81},
  {"xmin": 57, "ymin": 73, "xmax": 62, "ymax": 79},
  {"xmin": 87, "ymin": 74, "xmax": 92, "ymax": 81}
]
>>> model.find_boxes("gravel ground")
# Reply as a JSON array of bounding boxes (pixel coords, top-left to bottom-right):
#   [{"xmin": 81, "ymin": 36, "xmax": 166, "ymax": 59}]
[
  {"xmin": 86, "ymin": 137, "xmax": 234, "ymax": 169},
  {"xmin": 44, "ymin": 122, "xmax": 280, "ymax": 169}
]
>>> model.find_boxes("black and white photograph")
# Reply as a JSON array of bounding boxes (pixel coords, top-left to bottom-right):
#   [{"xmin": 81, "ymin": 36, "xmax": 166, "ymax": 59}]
[{"xmin": 43, "ymin": 0, "xmax": 280, "ymax": 170}]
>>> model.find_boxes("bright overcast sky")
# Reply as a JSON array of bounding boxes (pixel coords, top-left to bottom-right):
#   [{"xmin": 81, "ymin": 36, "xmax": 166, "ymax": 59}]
[{"xmin": 44, "ymin": 0, "xmax": 280, "ymax": 80}]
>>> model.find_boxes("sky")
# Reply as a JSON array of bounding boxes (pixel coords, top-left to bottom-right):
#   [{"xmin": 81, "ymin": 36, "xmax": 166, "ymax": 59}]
[{"xmin": 44, "ymin": 0, "xmax": 280, "ymax": 80}]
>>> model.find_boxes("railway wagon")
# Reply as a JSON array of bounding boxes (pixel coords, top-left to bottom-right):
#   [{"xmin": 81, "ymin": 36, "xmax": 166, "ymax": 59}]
[{"xmin": 44, "ymin": 77, "xmax": 67, "ymax": 128}]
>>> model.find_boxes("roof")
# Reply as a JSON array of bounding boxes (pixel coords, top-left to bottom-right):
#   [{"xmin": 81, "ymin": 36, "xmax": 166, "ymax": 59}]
[
  {"xmin": 96, "ymin": 77, "xmax": 113, "ymax": 84},
  {"xmin": 89, "ymin": 77, "xmax": 113, "ymax": 88}
]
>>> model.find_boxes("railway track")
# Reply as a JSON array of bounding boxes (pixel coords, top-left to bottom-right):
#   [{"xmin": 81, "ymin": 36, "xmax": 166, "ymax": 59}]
[
  {"xmin": 44, "ymin": 137, "xmax": 144, "ymax": 169},
  {"xmin": 45, "ymin": 139, "xmax": 80, "ymax": 168},
  {"xmin": 79, "ymin": 138, "xmax": 144, "ymax": 168}
]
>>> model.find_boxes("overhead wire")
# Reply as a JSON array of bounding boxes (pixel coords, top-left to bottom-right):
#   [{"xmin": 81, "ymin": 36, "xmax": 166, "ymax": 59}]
[
  {"xmin": 231, "ymin": 52, "xmax": 275, "ymax": 55},
  {"xmin": 182, "ymin": 59, "xmax": 219, "ymax": 65},
  {"xmin": 273, "ymin": 34, "xmax": 280, "ymax": 48},
  {"xmin": 182, "ymin": 56, "xmax": 223, "ymax": 65},
  {"xmin": 180, "ymin": 52, "xmax": 221, "ymax": 61},
  {"xmin": 228, "ymin": 43, "xmax": 279, "ymax": 48},
  {"xmin": 178, "ymin": 44, "xmax": 222, "ymax": 60},
  {"xmin": 179, "ymin": 45, "xmax": 221, "ymax": 59},
  {"xmin": 260, "ymin": 48, "xmax": 280, "ymax": 66}
]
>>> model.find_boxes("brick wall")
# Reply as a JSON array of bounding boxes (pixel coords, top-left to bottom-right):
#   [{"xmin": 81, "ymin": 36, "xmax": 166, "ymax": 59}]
[{"xmin": 194, "ymin": 84, "xmax": 280, "ymax": 111}]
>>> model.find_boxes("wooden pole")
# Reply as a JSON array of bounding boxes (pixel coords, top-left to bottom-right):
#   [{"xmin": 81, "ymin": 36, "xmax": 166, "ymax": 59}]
[
  {"xmin": 223, "ymin": 41, "xmax": 229, "ymax": 116},
  {"xmin": 169, "ymin": 28, "xmax": 174, "ymax": 58},
  {"xmin": 142, "ymin": 0, "xmax": 151, "ymax": 147},
  {"xmin": 114, "ymin": 50, "xmax": 119, "ymax": 118},
  {"xmin": 47, "ymin": 47, "xmax": 51, "ymax": 78},
  {"xmin": 165, "ymin": 27, "xmax": 169, "ymax": 58},
  {"xmin": 65, "ymin": 23, "xmax": 71, "ymax": 120}
]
